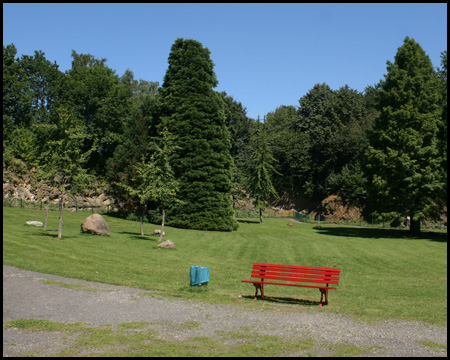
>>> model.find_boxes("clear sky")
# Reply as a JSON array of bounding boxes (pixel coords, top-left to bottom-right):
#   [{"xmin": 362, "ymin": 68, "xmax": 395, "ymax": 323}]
[{"xmin": 3, "ymin": 3, "xmax": 447, "ymax": 120}]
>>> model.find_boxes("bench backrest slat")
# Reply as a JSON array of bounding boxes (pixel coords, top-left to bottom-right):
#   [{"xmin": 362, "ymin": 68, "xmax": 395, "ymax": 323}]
[
  {"xmin": 253, "ymin": 263, "xmax": 340, "ymax": 274},
  {"xmin": 250, "ymin": 263, "xmax": 341, "ymax": 286}
]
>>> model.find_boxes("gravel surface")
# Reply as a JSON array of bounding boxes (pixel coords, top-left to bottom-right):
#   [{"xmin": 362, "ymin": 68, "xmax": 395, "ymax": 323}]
[{"xmin": 3, "ymin": 264, "xmax": 447, "ymax": 357}]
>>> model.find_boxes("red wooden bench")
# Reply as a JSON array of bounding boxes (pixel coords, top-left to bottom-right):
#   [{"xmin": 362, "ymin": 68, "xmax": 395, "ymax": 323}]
[{"xmin": 241, "ymin": 263, "xmax": 341, "ymax": 305}]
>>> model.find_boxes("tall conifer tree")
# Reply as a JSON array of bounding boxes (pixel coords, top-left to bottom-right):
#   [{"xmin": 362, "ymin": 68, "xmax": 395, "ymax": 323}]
[
  {"xmin": 366, "ymin": 37, "xmax": 445, "ymax": 233},
  {"xmin": 156, "ymin": 38, "xmax": 237, "ymax": 231},
  {"xmin": 246, "ymin": 119, "xmax": 279, "ymax": 223}
]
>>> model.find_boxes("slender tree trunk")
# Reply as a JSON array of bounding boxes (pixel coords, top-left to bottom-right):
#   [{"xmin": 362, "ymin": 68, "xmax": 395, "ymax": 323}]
[
  {"xmin": 44, "ymin": 195, "xmax": 50, "ymax": 231},
  {"xmin": 57, "ymin": 193, "xmax": 64, "ymax": 239},
  {"xmin": 159, "ymin": 204, "xmax": 165, "ymax": 242},
  {"xmin": 140, "ymin": 203, "xmax": 147, "ymax": 236},
  {"xmin": 259, "ymin": 208, "xmax": 263, "ymax": 224}
]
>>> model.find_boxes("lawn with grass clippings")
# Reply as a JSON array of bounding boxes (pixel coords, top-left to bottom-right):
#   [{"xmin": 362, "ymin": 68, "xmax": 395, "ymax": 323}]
[{"xmin": 3, "ymin": 206, "xmax": 447, "ymax": 325}]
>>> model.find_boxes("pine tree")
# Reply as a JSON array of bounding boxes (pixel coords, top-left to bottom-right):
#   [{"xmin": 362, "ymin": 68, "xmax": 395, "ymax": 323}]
[
  {"xmin": 365, "ymin": 37, "xmax": 445, "ymax": 233},
  {"xmin": 246, "ymin": 118, "xmax": 280, "ymax": 223},
  {"xmin": 156, "ymin": 38, "xmax": 237, "ymax": 231}
]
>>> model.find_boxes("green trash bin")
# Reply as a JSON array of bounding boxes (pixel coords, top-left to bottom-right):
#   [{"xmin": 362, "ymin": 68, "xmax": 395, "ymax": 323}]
[{"xmin": 190, "ymin": 266, "xmax": 210, "ymax": 286}]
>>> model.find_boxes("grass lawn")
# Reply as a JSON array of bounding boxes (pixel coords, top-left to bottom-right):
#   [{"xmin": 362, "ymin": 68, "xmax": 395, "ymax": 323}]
[{"xmin": 3, "ymin": 206, "xmax": 447, "ymax": 326}]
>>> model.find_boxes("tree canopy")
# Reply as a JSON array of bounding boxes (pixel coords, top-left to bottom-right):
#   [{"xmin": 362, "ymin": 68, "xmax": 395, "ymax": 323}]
[
  {"xmin": 3, "ymin": 37, "xmax": 447, "ymax": 233},
  {"xmin": 365, "ymin": 37, "xmax": 446, "ymax": 233}
]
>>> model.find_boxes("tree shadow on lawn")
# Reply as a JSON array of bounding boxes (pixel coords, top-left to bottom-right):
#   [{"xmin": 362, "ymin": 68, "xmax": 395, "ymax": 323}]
[
  {"xmin": 241, "ymin": 294, "xmax": 320, "ymax": 306},
  {"xmin": 34, "ymin": 232, "xmax": 80, "ymax": 240},
  {"xmin": 237, "ymin": 219, "xmax": 261, "ymax": 224},
  {"xmin": 314, "ymin": 226, "xmax": 447, "ymax": 242},
  {"xmin": 118, "ymin": 231, "xmax": 158, "ymax": 241}
]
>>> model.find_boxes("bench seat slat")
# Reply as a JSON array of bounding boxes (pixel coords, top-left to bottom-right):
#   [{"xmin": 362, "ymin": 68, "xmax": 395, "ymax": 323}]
[{"xmin": 242, "ymin": 280, "xmax": 337, "ymax": 290}]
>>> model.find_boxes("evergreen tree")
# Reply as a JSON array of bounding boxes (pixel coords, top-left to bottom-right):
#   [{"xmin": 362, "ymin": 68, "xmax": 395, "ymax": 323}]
[
  {"xmin": 156, "ymin": 38, "xmax": 237, "ymax": 231},
  {"xmin": 246, "ymin": 119, "xmax": 280, "ymax": 223},
  {"xmin": 219, "ymin": 91, "xmax": 254, "ymax": 212},
  {"xmin": 365, "ymin": 37, "xmax": 445, "ymax": 233},
  {"xmin": 436, "ymin": 51, "xmax": 447, "ymax": 214}
]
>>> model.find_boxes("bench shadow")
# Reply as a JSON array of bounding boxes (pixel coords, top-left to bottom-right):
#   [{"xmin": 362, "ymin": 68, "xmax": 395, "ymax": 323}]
[{"xmin": 241, "ymin": 295, "xmax": 320, "ymax": 306}]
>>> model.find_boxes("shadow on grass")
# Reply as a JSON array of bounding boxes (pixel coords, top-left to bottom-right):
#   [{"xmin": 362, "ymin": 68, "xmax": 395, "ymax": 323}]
[
  {"xmin": 237, "ymin": 219, "xmax": 261, "ymax": 224},
  {"xmin": 118, "ymin": 232, "xmax": 158, "ymax": 241},
  {"xmin": 314, "ymin": 226, "xmax": 447, "ymax": 242},
  {"xmin": 240, "ymin": 295, "xmax": 320, "ymax": 306},
  {"xmin": 35, "ymin": 232, "xmax": 79, "ymax": 240}
]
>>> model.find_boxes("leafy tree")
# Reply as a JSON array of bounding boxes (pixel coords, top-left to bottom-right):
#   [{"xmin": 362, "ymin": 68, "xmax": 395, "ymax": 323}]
[
  {"xmin": 290, "ymin": 83, "xmax": 373, "ymax": 201},
  {"xmin": 3, "ymin": 44, "xmax": 63, "ymax": 167},
  {"xmin": 146, "ymin": 128, "xmax": 180, "ymax": 241},
  {"xmin": 43, "ymin": 104, "xmax": 88, "ymax": 239},
  {"xmin": 246, "ymin": 119, "xmax": 280, "ymax": 223},
  {"xmin": 265, "ymin": 105, "xmax": 307, "ymax": 194},
  {"xmin": 122, "ymin": 158, "xmax": 154, "ymax": 236},
  {"xmin": 296, "ymin": 83, "xmax": 340, "ymax": 198},
  {"xmin": 3, "ymin": 44, "xmax": 21, "ymax": 147},
  {"xmin": 106, "ymin": 70, "xmax": 159, "ymax": 209},
  {"xmin": 365, "ymin": 37, "xmax": 445, "ymax": 233},
  {"xmin": 62, "ymin": 51, "xmax": 131, "ymax": 176},
  {"xmin": 156, "ymin": 38, "xmax": 237, "ymax": 231}
]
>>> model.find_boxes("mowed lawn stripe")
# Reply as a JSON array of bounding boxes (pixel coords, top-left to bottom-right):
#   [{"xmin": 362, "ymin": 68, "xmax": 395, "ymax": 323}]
[{"xmin": 3, "ymin": 207, "xmax": 447, "ymax": 325}]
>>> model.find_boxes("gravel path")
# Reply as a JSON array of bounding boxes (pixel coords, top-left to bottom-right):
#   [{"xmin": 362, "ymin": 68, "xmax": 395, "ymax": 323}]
[{"xmin": 3, "ymin": 264, "xmax": 447, "ymax": 357}]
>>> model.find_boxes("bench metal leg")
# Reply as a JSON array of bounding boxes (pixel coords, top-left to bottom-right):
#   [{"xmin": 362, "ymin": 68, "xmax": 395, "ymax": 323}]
[
  {"xmin": 319, "ymin": 288, "xmax": 328, "ymax": 305},
  {"xmin": 253, "ymin": 283, "xmax": 264, "ymax": 300}
]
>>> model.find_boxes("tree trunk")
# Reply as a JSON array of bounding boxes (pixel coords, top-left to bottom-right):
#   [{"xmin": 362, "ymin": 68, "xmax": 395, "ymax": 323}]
[
  {"xmin": 159, "ymin": 204, "xmax": 165, "ymax": 242},
  {"xmin": 44, "ymin": 196, "xmax": 50, "ymax": 231},
  {"xmin": 410, "ymin": 218, "xmax": 421, "ymax": 234},
  {"xmin": 259, "ymin": 208, "xmax": 263, "ymax": 224},
  {"xmin": 57, "ymin": 194, "xmax": 64, "ymax": 239},
  {"xmin": 140, "ymin": 203, "xmax": 147, "ymax": 236}
]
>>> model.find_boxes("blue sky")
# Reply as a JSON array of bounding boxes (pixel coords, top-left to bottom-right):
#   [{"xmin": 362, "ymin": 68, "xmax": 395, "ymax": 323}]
[{"xmin": 3, "ymin": 3, "xmax": 447, "ymax": 120}]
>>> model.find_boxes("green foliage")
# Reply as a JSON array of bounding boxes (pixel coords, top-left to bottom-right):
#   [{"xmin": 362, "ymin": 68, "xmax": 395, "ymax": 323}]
[
  {"xmin": 8, "ymin": 126, "xmax": 37, "ymax": 166},
  {"xmin": 106, "ymin": 71, "xmax": 159, "ymax": 210},
  {"xmin": 61, "ymin": 50, "xmax": 132, "ymax": 176},
  {"xmin": 365, "ymin": 37, "xmax": 445, "ymax": 233},
  {"xmin": 295, "ymin": 83, "xmax": 374, "ymax": 200},
  {"xmin": 156, "ymin": 38, "xmax": 237, "ymax": 231},
  {"xmin": 264, "ymin": 84, "xmax": 374, "ymax": 203},
  {"xmin": 246, "ymin": 119, "xmax": 280, "ymax": 222},
  {"xmin": 265, "ymin": 105, "xmax": 306, "ymax": 193},
  {"xmin": 2, "ymin": 38, "xmax": 446, "ymax": 229},
  {"xmin": 146, "ymin": 128, "xmax": 180, "ymax": 207},
  {"xmin": 3, "ymin": 44, "xmax": 63, "ymax": 167}
]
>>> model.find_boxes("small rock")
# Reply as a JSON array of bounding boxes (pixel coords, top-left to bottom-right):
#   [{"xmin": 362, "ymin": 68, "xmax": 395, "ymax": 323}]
[
  {"xmin": 26, "ymin": 221, "xmax": 43, "ymax": 227},
  {"xmin": 157, "ymin": 240, "xmax": 176, "ymax": 249},
  {"xmin": 154, "ymin": 229, "xmax": 165, "ymax": 235}
]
